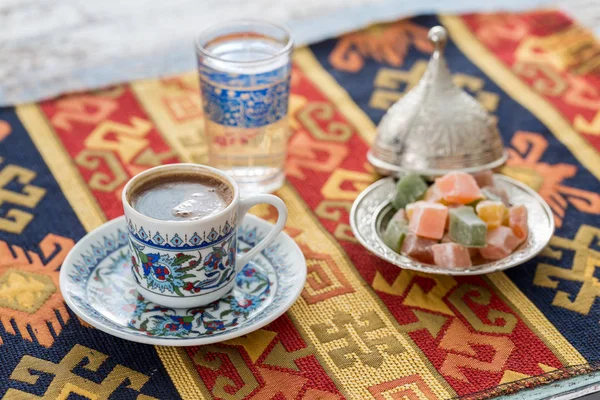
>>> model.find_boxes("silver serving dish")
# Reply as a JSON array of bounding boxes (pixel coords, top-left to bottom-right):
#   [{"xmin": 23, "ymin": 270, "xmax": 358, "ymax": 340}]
[
  {"xmin": 350, "ymin": 175, "xmax": 554, "ymax": 275},
  {"xmin": 368, "ymin": 26, "xmax": 507, "ymax": 176}
]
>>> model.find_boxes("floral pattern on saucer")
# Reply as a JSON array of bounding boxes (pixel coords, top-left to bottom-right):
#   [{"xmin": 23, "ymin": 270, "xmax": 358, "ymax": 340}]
[{"xmin": 61, "ymin": 215, "xmax": 305, "ymax": 345}]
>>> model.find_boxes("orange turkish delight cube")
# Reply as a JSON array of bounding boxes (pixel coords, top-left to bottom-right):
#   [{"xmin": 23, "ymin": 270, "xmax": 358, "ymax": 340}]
[
  {"xmin": 405, "ymin": 201, "xmax": 428, "ymax": 220},
  {"xmin": 408, "ymin": 202, "xmax": 448, "ymax": 240},
  {"xmin": 435, "ymin": 172, "xmax": 483, "ymax": 204}
]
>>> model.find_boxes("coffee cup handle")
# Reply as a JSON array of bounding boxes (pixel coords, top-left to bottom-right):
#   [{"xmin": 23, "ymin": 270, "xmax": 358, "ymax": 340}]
[{"xmin": 236, "ymin": 194, "xmax": 288, "ymax": 271}]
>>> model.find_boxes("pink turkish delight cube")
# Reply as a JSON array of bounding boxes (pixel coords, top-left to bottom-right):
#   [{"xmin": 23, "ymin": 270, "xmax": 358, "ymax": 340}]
[
  {"xmin": 479, "ymin": 226, "xmax": 522, "ymax": 260},
  {"xmin": 442, "ymin": 233, "xmax": 479, "ymax": 258},
  {"xmin": 391, "ymin": 208, "xmax": 407, "ymax": 223},
  {"xmin": 432, "ymin": 243, "xmax": 472, "ymax": 268},
  {"xmin": 472, "ymin": 170, "xmax": 494, "ymax": 188},
  {"xmin": 508, "ymin": 205, "xmax": 528, "ymax": 242},
  {"xmin": 401, "ymin": 233, "xmax": 437, "ymax": 264}
]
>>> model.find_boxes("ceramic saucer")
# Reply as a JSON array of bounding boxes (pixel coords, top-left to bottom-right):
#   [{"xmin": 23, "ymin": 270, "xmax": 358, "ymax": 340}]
[
  {"xmin": 350, "ymin": 175, "xmax": 554, "ymax": 276},
  {"xmin": 60, "ymin": 215, "xmax": 306, "ymax": 346}
]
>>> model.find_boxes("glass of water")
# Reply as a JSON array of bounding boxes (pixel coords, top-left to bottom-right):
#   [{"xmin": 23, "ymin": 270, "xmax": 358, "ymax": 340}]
[{"xmin": 196, "ymin": 20, "xmax": 293, "ymax": 194}]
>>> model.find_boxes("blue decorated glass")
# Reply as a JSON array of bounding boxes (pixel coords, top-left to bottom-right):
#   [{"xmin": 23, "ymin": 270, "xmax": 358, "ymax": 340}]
[{"xmin": 196, "ymin": 20, "xmax": 293, "ymax": 194}]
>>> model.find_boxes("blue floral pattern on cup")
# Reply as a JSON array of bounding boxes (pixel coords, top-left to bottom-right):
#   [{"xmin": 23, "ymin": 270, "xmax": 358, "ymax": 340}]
[{"xmin": 129, "ymin": 236, "xmax": 237, "ymax": 297}]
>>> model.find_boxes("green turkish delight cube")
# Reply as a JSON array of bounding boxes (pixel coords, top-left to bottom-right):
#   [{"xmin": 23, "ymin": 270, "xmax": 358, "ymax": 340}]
[
  {"xmin": 391, "ymin": 174, "xmax": 428, "ymax": 210},
  {"xmin": 383, "ymin": 219, "xmax": 408, "ymax": 252},
  {"xmin": 448, "ymin": 206, "xmax": 487, "ymax": 248}
]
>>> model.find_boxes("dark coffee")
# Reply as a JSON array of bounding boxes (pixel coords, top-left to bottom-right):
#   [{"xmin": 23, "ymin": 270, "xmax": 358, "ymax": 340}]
[{"xmin": 129, "ymin": 173, "xmax": 233, "ymax": 221}]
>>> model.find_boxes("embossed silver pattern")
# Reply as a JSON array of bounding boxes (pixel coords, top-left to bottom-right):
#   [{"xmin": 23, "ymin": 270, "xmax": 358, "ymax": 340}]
[
  {"xmin": 368, "ymin": 26, "xmax": 507, "ymax": 176},
  {"xmin": 350, "ymin": 175, "xmax": 554, "ymax": 276}
]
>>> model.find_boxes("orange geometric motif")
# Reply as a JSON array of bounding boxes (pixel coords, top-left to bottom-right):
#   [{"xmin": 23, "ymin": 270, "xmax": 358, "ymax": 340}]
[
  {"xmin": 50, "ymin": 95, "xmax": 118, "ymax": 131},
  {"xmin": 286, "ymin": 131, "xmax": 348, "ymax": 180},
  {"xmin": 504, "ymin": 131, "xmax": 600, "ymax": 227},
  {"xmin": 252, "ymin": 367, "xmax": 308, "ymax": 399},
  {"xmin": 329, "ymin": 21, "xmax": 433, "ymax": 72},
  {"xmin": 440, "ymin": 319, "xmax": 515, "ymax": 383},
  {"xmin": 368, "ymin": 375, "xmax": 439, "ymax": 400},
  {"xmin": 300, "ymin": 243, "xmax": 354, "ymax": 304},
  {"xmin": 472, "ymin": 13, "xmax": 529, "ymax": 47},
  {"xmin": 0, "ymin": 234, "xmax": 74, "ymax": 346}
]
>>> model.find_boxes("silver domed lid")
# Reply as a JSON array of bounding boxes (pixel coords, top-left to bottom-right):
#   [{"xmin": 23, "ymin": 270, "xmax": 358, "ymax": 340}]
[{"xmin": 368, "ymin": 26, "xmax": 507, "ymax": 176}]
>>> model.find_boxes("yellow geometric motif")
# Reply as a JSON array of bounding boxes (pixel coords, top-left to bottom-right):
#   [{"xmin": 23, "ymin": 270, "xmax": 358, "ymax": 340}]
[
  {"xmin": 321, "ymin": 168, "xmax": 374, "ymax": 201},
  {"xmin": 263, "ymin": 341, "xmax": 315, "ymax": 371},
  {"xmin": 84, "ymin": 117, "xmax": 153, "ymax": 163},
  {"xmin": 0, "ymin": 233, "xmax": 73, "ymax": 347},
  {"xmin": 7, "ymin": 344, "xmax": 156, "ymax": 399},
  {"xmin": 574, "ymin": 110, "xmax": 600, "ymax": 136},
  {"xmin": 397, "ymin": 310, "xmax": 448, "ymax": 338},
  {"xmin": 534, "ymin": 225, "xmax": 600, "ymax": 315},
  {"xmin": 372, "ymin": 270, "xmax": 456, "ymax": 315},
  {"xmin": 297, "ymin": 102, "xmax": 353, "ymax": 142},
  {"xmin": 0, "ymin": 160, "xmax": 46, "ymax": 234},
  {"xmin": 0, "ymin": 269, "xmax": 55, "ymax": 313},
  {"xmin": 513, "ymin": 61, "xmax": 567, "ymax": 97},
  {"xmin": 75, "ymin": 149, "xmax": 128, "ymax": 192},
  {"xmin": 315, "ymin": 200, "xmax": 353, "ymax": 222},
  {"xmin": 499, "ymin": 370, "xmax": 530, "ymax": 385},
  {"xmin": 448, "ymin": 284, "xmax": 517, "ymax": 334},
  {"xmin": 194, "ymin": 346, "xmax": 258, "ymax": 400},
  {"xmin": 311, "ymin": 311, "xmax": 405, "ymax": 369},
  {"xmin": 131, "ymin": 74, "xmax": 208, "ymax": 164},
  {"xmin": 515, "ymin": 25, "xmax": 600, "ymax": 74},
  {"xmin": 223, "ymin": 329, "xmax": 277, "ymax": 362}
]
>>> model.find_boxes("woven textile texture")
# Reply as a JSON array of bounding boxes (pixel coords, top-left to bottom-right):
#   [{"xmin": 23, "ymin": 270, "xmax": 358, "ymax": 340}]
[{"xmin": 1, "ymin": 10, "xmax": 600, "ymax": 400}]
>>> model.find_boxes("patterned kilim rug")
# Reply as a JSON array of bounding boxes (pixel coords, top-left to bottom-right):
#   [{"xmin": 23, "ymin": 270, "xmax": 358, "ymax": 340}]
[{"xmin": 1, "ymin": 10, "xmax": 600, "ymax": 400}]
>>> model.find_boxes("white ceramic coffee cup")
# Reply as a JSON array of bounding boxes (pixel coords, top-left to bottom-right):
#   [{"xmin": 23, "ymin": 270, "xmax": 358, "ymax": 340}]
[{"xmin": 122, "ymin": 163, "xmax": 287, "ymax": 308}]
